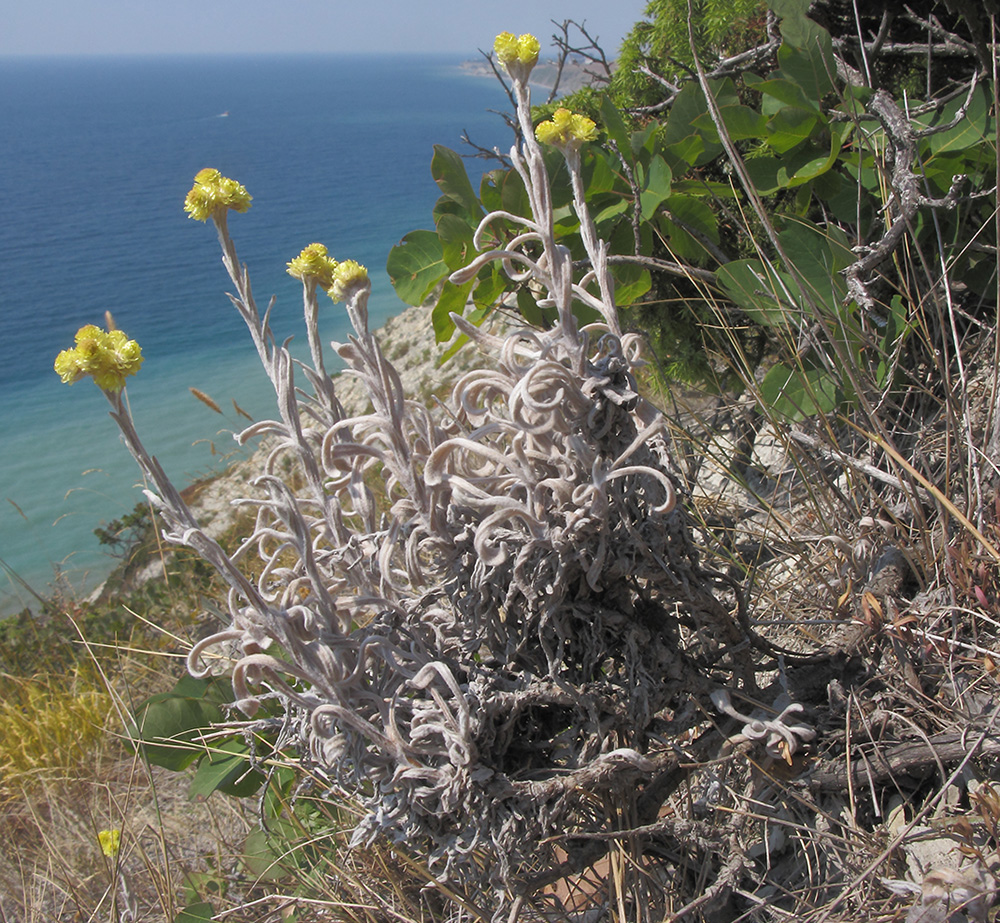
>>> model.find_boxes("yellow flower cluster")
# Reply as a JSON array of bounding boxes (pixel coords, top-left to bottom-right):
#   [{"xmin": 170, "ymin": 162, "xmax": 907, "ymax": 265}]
[
  {"xmin": 287, "ymin": 242, "xmax": 338, "ymax": 288},
  {"xmin": 328, "ymin": 260, "xmax": 369, "ymax": 303},
  {"xmin": 98, "ymin": 828, "xmax": 121, "ymax": 858},
  {"xmin": 494, "ymin": 32, "xmax": 540, "ymax": 69},
  {"xmin": 535, "ymin": 108, "xmax": 598, "ymax": 148},
  {"xmin": 287, "ymin": 245, "xmax": 367, "ymax": 302},
  {"xmin": 183, "ymin": 168, "xmax": 252, "ymax": 222},
  {"xmin": 54, "ymin": 325, "xmax": 143, "ymax": 392}
]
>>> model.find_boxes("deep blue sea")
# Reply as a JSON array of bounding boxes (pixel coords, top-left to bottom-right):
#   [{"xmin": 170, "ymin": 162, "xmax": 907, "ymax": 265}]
[{"xmin": 0, "ymin": 54, "xmax": 510, "ymax": 613}]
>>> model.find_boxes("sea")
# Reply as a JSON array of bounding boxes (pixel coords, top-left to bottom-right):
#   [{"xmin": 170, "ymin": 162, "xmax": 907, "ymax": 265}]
[{"xmin": 0, "ymin": 54, "xmax": 512, "ymax": 615}]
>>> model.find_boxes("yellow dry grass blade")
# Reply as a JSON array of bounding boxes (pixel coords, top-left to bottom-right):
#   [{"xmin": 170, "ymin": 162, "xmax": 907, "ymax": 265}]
[{"xmin": 189, "ymin": 387, "xmax": 222, "ymax": 414}]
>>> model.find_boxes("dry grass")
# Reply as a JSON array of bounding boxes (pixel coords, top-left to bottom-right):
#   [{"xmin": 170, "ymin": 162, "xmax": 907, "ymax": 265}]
[
  {"xmin": 0, "ymin": 743, "xmax": 256, "ymax": 923},
  {"xmin": 0, "ymin": 536, "xmax": 256, "ymax": 922},
  {"xmin": 0, "ymin": 670, "xmax": 112, "ymax": 798}
]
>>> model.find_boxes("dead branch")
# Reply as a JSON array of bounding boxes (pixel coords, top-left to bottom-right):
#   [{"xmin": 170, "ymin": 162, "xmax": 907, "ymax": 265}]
[
  {"xmin": 809, "ymin": 726, "xmax": 1000, "ymax": 792},
  {"xmin": 547, "ymin": 18, "xmax": 613, "ymax": 103},
  {"xmin": 459, "ymin": 127, "xmax": 512, "ymax": 167},
  {"xmin": 842, "ymin": 88, "xmax": 968, "ymax": 316},
  {"xmin": 630, "ymin": 16, "xmax": 781, "ymax": 115}
]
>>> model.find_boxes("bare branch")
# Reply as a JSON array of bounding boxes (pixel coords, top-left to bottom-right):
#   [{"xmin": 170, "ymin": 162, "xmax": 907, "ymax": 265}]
[
  {"xmin": 603, "ymin": 253, "xmax": 718, "ymax": 284},
  {"xmin": 902, "ymin": 4, "xmax": 978, "ymax": 56},
  {"xmin": 546, "ymin": 17, "xmax": 613, "ymax": 103},
  {"xmin": 460, "ymin": 127, "xmax": 513, "ymax": 167},
  {"xmin": 629, "ymin": 28, "xmax": 781, "ymax": 115},
  {"xmin": 842, "ymin": 89, "xmax": 969, "ymax": 316}
]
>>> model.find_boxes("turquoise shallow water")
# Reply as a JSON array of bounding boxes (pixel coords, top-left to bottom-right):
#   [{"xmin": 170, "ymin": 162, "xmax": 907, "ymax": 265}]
[{"xmin": 0, "ymin": 54, "xmax": 509, "ymax": 612}]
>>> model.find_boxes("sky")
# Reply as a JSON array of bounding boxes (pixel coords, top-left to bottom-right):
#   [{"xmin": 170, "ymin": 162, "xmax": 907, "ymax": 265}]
[{"xmin": 2, "ymin": 0, "xmax": 648, "ymax": 57}]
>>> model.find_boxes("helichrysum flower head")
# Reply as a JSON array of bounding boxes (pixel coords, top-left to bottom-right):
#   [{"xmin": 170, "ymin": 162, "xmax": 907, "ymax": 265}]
[
  {"xmin": 54, "ymin": 325, "xmax": 143, "ymax": 392},
  {"xmin": 494, "ymin": 32, "xmax": 540, "ymax": 82},
  {"xmin": 328, "ymin": 260, "xmax": 369, "ymax": 303},
  {"xmin": 287, "ymin": 243, "xmax": 338, "ymax": 288},
  {"xmin": 535, "ymin": 108, "xmax": 599, "ymax": 150},
  {"xmin": 183, "ymin": 168, "xmax": 252, "ymax": 222},
  {"xmin": 98, "ymin": 829, "xmax": 121, "ymax": 858}
]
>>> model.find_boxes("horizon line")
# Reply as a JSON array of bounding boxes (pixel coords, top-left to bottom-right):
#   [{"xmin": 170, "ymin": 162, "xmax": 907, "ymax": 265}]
[{"xmin": 0, "ymin": 48, "xmax": 498, "ymax": 61}]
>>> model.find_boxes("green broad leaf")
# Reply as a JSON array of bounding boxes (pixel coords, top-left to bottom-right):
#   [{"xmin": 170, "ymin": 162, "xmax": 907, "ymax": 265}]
[
  {"xmin": 775, "ymin": 148, "xmax": 833, "ymax": 187},
  {"xmin": 171, "ymin": 674, "xmax": 233, "ymax": 704},
  {"xmin": 479, "ymin": 169, "xmax": 505, "ymax": 213},
  {"xmin": 877, "ymin": 294, "xmax": 910, "ymax": 387},
  {"xmin": 812, "ymin": 167, "xmax": 868, "ymax": 225},
  {"xmin": 664, "ymin": 194, "xmax": 719, "ymax": 241},
  {"xmin": 753, "ymin": 77, "xmax": 822, "ymax": 114},
  {"xmin": 744, "ymin": 145, "xmax": 822, "ymax": 193},
  {"xmin": 760, "ymin": 363, "xmax": 840, "ymax": 420},
  {"xmin": 717, "ymin": 259, "xmax": 798, "ymax": 328},
  {"xmin": 431, "ymin": 145, "xmax": 483, "ymax": 220},
  {"xmin": 838, "ymin": 84, "xmax": 873, "ymax": 109},
  {"xmin": 467, "ymin": 301, "xmax": 492, "ymax": 325},
  {"xmin": 770, "ymin": 0, "xmax": 835, "ymax": 67},
  {"xmin": 131, "ymin": 693, "xmax": 224, "ymax": 772},
  {"xmin": 639, "ymin": 155, "xmax": 673, "ymax": 220},
  {"xmin": 609, "ymin": 216, "xmax": 652, "ymax": 260},
  {"xmin": 766, "ymin": 108, "xmax": 819, "ymax": 153},
  {"xmin": 552, "ymin": 203, "xmax": 581, "ymax": 237},
  {"xmin": 471, "ymin": 263, "xmax": 508, "ymax": 309},
  {"xmin": 436, "ymin": 212, "xmax": 476, "ymax": 271},
  {"xmin": 778, "ymin": 218, "xmax": 853, "ymax": 310},
  {"xmin": 744, "ymin": 155, "xmax": 786, "ymax": 195},
  {"xmin": 777, "ymin": 38, "xmax": 835, "ymax": 103},
  {"xmin": 516, "ymin": 286, "xmax": 555, "ymax": 328},
  {"xmin": 960, "ymin": 251, "xmax": 1000, "ymax": 299},
  {"xmin": 500, "ymin": 168, "xmax": 531, "ymax": 223},
  {"xmin": 920, "ymin": 152, "xmax": 970, "ymax": 196},
  {"xmin": 432, "ymin": 195, "xmax": 468, "ymax": 225},
  {"xmin": 386, "ymin": 230, "xmax": 448, "ymax": 306},
  {"xmin": 669, "ymin": 79, "xmax": 740, "ymax": 152},
  {"xmin": 769, "ymin": 0, "xmax": 810, "ymax": 20},
  {"xmin": 925, "ymin": 84, "xmax": 993, "ymax": 154},
  {"xmin": 189, "ymin": 739, "xmax": 263, "ymax": 801},
  {"xmin": 593, "ymin": 197, "xmax": 631, "ymax": 228},
  {"xmin": 441, "ymin": 332, "xmax": 470, "ymax": 364},
  {"xmin": 431, "ymin": 278, "xmax": 474, "ymax": 343},
  {"xmin": 260, "ymin": 767, "xmax": 297, "ymax": 820},
  {"xmin": 662, "ymin": 82, "xmax": 722, "ymax": 167},
  {"xmin": 241, "ymin": 823, "xmax": 302, "ymax": 881},
  {"xmin": 786, "ymin": 121, "xmax": 850, "ymax": 185},
  {"xmin": 611, "ymin": 265, "xmax": 651, "ymax": 307},
  {"xmin": 781, "ymin": 10, "xmax": 832, "ymax": 55},
  {"xmin": 708, "ymin": 76, "xmax": 741, "ymax": 108},
  {"xmin": 599, "ymin": 94, "xmax": 632, "ymax": 162},
  {"xmin": 583, "ymin": 149, "xmax": 618, "ymax": 196},
  {"xmin": 631, "ymin": 120, "xmax": 661, "ymax": 158},
  {"xmin": 658, "ymin": 195, "xmax": 721, "ymax": 264},
  {"xmin": 663, "ymin": 132, "xmax": 707, "ymax": 168},
  {"xmin": 669, "ymin": 178, "xmax": 738, "ymax": 197},
  {"xmin": 182, "ymin": 870, "xmax": 227, "ymax": 906},
  {"xmin": 173, "ymin": 903, "xmax": 215, "ymax": 923},
  {"xmin": 785, "ymin": 151, "xmax": 833, "ymax": 186},
  {"xmin": 691, "ymin": 104, "xmax": 767, "ymax": 142},
  {"xmin": 546, "ymin": 147, "xmax": 574, "ymax": 209},
  {"xmin": 842, "ymin": 155, "xmax": 882, "ymax": 192},
  {"xmin": 571, "ymin": 300, "xmax": 603, "ymax": 328}
]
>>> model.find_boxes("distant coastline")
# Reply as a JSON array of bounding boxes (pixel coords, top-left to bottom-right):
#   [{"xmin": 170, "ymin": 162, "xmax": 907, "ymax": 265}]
[{"xmin": 459, "ymin": 57, "xmax": 611, "ymax": 95}]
